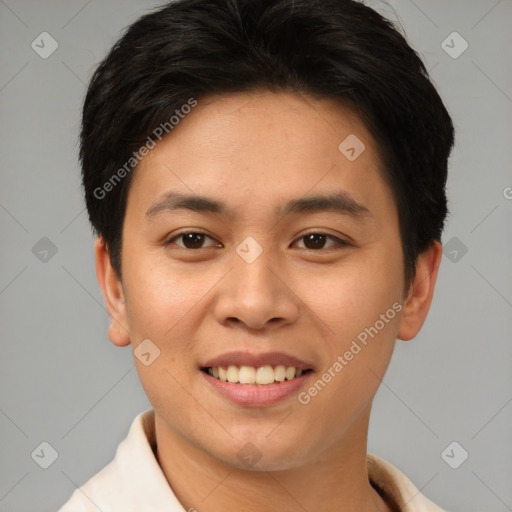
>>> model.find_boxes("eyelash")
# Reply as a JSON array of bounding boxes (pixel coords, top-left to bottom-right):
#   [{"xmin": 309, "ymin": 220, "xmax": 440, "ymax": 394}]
[{"xmin": 164, "ymin": 230, "xmax": 350, "ymax": 251}]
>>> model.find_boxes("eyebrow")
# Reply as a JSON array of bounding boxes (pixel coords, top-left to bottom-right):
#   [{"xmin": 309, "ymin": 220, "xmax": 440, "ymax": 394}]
[{"xmin": 145, "ymin": 190, "xmax": 371, "ymax": 221}]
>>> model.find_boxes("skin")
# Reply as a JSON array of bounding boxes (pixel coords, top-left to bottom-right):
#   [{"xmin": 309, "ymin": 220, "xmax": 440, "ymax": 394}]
[{"xmin": 95, "ymin": 90, "xmax": 442, "ymax": 512}]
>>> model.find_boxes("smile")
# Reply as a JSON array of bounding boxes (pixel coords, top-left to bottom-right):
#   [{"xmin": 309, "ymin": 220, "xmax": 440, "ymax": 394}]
[{"xmin": 202, "ymin": 365, "xmax": 313, "ymax": 385}]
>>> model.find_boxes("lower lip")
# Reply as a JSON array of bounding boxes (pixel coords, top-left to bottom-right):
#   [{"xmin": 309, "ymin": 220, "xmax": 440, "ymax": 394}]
[{"xmin": 200, "ymin": 370, "xmax": 313, "ymax": 407}]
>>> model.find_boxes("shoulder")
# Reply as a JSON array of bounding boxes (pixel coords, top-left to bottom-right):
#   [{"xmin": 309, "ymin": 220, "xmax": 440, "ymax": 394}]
[
  {"xmin": 367, "ymin": 453, "xmax": 449, "ymax": 512},
  {"xmin": 57, "ymin": 458, "xmax": 125, "ymax": 512},
  {"xmin": 57, "ymin": 410, "xmax": 157, "ymax": 512}
]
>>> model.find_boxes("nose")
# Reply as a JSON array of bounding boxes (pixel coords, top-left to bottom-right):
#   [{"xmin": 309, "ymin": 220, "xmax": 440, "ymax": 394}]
[{"xmin": 212, "ymin": 250, "xmax": 300, "ymax": 332}]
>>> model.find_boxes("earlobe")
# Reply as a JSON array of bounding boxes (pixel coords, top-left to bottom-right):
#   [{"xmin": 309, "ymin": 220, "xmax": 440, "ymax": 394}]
[
  {"xmin": 94, "ymin": 237, "xmax": 131, "ymax": 347},
  {"xmin": 397, "ymin": 240, "xmax": 443, "ymax": 341}
]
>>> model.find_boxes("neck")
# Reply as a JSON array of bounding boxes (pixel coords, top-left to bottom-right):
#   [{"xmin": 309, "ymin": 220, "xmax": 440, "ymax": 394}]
[{"xmin": 154, "ymin": 407, "xmax": 393, "ymax": 512}]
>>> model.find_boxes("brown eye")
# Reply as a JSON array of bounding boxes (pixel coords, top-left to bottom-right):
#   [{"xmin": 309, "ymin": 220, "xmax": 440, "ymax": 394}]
[
  {"xmin": 294, "ymin": 232, "xmax": 348, "ymax": 250},
  {"xmin": 166, "ymin": 232, "xmax": 219, "ymax": 249}
]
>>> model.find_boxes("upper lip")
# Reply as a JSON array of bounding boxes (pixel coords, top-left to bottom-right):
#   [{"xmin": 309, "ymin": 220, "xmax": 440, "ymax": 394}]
[{"xmin": 201, "ymin": 351, "xmax": 314, "ymax": 370}]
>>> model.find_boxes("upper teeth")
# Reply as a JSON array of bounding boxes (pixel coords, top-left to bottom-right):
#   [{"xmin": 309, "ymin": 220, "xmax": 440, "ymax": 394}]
[{"xmin": 207, "ymin": 365, "xmax": 304, "ymax": 385}]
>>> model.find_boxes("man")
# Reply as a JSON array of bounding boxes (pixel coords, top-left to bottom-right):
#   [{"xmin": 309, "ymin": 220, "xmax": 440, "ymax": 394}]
[{"xmin": 58, "ymin": 0, "xmax": 454, "ymax": 510}]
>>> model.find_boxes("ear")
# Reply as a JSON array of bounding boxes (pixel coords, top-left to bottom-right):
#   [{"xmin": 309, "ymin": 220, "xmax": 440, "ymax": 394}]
[
  {"xmin": 397, "ymin": 240, "xmax": 443, "ymax": 341},
  {"xmin": 94, "ymin": 237, "xmax": 131, "ymax": 347}
]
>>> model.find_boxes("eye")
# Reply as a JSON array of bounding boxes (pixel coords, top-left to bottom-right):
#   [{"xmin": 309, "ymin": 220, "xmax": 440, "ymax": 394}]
[
  {"xmin": 165, "ymin": 231, "xmax": 221, "ymax": 250},
  {"xmin": 293, "ymin": 232, "xmax": 349, "ymax": 250},
  {"xmin": 165, "ymin": 230, "xmax": 349, "ymax": 251}
]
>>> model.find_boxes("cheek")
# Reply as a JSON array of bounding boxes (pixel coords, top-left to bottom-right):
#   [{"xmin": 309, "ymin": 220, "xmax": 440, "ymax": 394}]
[
  {"xmin": 294, "ymin": 251, "xmax": 403, "ymax": 342},
  {"xmin": 122, "ymin": 261, "xmax": 208, "ymax": 405},
  {"xmin": 297, "ymin": 270, "xmax": 400, "ymax": 424},
  {"xmin": 122, "ymin": 256, "xmax": 199, "ymax": 344}
]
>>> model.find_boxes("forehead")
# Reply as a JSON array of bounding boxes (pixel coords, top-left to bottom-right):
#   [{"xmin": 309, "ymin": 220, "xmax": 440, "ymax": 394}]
[{"xmin": 126, "ymin": 90, "xmax": 395, "ymax": 225}]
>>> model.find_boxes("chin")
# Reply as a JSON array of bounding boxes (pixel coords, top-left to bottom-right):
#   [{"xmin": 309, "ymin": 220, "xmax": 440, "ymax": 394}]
[{"xmin": 208, "ymin": 432, "xmax": 311, "ymax": 472}]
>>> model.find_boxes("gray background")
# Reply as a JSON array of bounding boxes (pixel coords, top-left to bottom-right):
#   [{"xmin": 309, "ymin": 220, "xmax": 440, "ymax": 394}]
[{"xmin": 0, "ymin": 0, "xmax": 511, "ymax": 511}]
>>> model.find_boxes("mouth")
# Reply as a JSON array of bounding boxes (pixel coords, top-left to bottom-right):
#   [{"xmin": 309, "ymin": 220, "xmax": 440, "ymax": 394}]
[
  {"xmin": 199, "ymin": 351, "xmax": 315, "ymax": 406},
  {"xmin": 201, "ymin": 365, "xmax": 314, "ymax": 385}
]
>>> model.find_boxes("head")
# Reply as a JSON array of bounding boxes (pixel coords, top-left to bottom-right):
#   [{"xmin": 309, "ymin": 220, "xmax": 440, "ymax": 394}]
[{"xmin": 85, "ymin": 0, "xmax": 454, "ymax": 470}]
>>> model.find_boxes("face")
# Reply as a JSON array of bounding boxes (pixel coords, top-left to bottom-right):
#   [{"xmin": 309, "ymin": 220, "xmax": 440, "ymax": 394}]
[{"xmin": 97, "ymin": 90, "xmax": 439, "ymax": 471}]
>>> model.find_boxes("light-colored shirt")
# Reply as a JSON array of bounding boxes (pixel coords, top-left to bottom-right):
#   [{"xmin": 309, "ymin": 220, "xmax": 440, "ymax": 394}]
[{"xmin": 57, "ymin": 409, "xmax": 447, "ymax": 512}]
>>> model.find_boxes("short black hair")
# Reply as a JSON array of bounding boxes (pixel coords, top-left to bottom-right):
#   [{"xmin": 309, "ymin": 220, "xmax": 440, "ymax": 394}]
[{"xmin": 80, "ymin": 0, "xmax": 455, "ymax": 289}]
